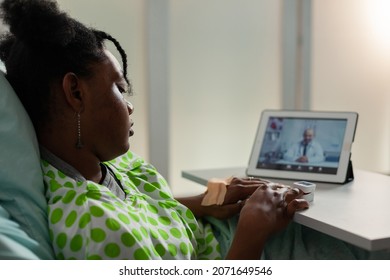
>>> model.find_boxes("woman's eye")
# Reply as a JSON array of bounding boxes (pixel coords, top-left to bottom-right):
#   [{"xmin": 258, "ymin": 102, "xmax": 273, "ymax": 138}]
[{"xmin": 117, "ymin": 85, "xmax": 128, "ymax": 94}]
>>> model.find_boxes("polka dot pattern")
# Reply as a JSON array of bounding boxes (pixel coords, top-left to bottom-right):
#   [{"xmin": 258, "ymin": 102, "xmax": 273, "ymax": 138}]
[{"xmin": 43, "ymin": 150, "xmax": 221, "ymax": 260}]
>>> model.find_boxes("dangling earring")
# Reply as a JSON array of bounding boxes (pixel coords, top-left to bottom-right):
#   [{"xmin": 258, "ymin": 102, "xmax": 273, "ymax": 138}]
[{"xmin": 76, "ymin": 112, "xmax": 83, "ymax": 149}]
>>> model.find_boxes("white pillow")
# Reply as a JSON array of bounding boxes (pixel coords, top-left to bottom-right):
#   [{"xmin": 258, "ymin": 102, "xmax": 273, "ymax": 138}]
[
  {"xmin": 0, "ymin": 70, "xmax": 54, "ymax": 259},
  {"xmin": 0, "ymin": 205, "xmax": 40, "ymax": 259}
]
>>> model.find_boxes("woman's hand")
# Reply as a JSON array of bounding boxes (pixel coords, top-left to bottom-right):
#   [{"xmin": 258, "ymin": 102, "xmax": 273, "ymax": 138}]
[
  {"xmin": 177, "ymin": 177, "xmax": 308, "ymax": 221},
  {"xmin": 200, "ymin": 177, "xmax": 270, "ymax": 219},
  {"xmin": 226, "ymin": 183, "xmax": 309, "ymax": 259},
  {"xmin": 241, "ymin": 183, "xmax": 308, "ymax": 235},
  {"xmin": 177, "ymin": 176, "xmax": 268, "ymax": 219},
  {"xmin": 223, "ymin": 177, "xmax": 269, "ymax": 204}
]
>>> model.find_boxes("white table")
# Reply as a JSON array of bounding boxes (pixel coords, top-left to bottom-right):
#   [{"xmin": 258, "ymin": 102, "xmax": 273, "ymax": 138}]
[{"xmin": 182, "ymin": 167, "xmax": 390, "ymax": 251}]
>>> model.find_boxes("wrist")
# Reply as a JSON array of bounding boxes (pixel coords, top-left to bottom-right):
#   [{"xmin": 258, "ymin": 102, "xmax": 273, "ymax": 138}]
[{"xmin": 226, "ymin": 212, "xmax": 269, "ymax": 259}]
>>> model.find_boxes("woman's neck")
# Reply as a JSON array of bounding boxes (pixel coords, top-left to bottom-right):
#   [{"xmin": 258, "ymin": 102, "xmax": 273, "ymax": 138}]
[{"xmin": 38, "ymin": 130, "xmax": 103, "ymax": 183}]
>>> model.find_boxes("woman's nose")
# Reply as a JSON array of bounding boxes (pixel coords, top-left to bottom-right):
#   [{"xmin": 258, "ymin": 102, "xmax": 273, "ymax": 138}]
[{"xmin": 126, "ymin": 100, "xmax": 134, "ymax": 115}]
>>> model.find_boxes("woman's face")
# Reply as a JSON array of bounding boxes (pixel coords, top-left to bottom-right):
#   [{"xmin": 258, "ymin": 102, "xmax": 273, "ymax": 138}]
[{"xmin": 80, "ymin": 49, "xmax": 134, "ymax": 162}]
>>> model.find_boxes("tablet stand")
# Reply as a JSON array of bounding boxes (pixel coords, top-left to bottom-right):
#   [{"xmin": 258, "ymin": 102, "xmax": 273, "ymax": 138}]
[{"xmin": 344, "ymin": 160, "xmax": 354, "ymax": 183}]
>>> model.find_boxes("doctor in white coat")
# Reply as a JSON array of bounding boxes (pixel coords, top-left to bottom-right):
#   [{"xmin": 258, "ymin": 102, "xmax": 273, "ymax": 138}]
[{"xmin": 284, "ymin": 128, "xmax": 325, "ymax": 163}]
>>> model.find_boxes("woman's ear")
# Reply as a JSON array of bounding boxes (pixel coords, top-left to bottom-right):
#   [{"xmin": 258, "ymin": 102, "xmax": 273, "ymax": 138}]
[{"xmin": 62, "ymin": 72, "xmax": 84, "ymax": 112}]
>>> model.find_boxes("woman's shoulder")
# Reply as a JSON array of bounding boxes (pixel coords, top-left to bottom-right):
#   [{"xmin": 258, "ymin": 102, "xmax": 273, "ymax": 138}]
[
  {"xmin": 107, "ymin": 150, "xmax": 146, "ymax": 171},
  {"xmin": 107, "ymin": 150, "xmax": 173, "ymax": 197}
]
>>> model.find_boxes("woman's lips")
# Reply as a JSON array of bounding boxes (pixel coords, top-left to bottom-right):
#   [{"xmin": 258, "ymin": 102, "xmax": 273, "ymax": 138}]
[{"xmin": 129, "ymin": 121, "xmax": 134, "ymax": 137}]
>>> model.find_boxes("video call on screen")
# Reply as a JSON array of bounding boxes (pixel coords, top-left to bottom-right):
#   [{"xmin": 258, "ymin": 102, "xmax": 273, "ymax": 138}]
[{"xmin": 256, "ymin": 117, "xmax": 348, "ymax": 174}]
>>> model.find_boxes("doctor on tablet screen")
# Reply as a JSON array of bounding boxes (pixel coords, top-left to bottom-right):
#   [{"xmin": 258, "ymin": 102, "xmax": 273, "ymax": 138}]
[{"xmin": 283, "ymin": 128, "xmax": 325, "ymax": 163}]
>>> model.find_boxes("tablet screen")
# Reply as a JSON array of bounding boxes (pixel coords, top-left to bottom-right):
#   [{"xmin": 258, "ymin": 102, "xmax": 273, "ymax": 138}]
[
  {"xmin": 257, "ymin": 117, "xmax": 347, "ymax": 174},
  {"xmin": 247, "ymin": 110, "xmax": 358, "ymax": 183}
]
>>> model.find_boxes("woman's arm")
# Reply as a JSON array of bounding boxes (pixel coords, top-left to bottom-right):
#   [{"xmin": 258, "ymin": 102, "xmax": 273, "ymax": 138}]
[
  {"xmin": 226, "ymin": 185, "xmax": 309, "ymax": 259},
  {"xmin": 176, "ymin": 193, "xmax": 244, "ymax": 219},
  {"xmin": 175, "ymin": 194, "xmax": 206, "ymax": 218},
  {"xmin": 177, "ymin": 178, "xmax": 309, "ymax": 259}
]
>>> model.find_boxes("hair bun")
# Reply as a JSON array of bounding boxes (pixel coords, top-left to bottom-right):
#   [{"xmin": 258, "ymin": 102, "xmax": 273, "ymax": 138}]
[{"xmin": 0, "ymin": 0, "xmax": 75, "ymax": 48}]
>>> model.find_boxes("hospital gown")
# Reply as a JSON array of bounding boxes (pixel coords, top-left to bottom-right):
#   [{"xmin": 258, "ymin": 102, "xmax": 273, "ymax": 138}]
[
  {"xmin": 42, "ymin": 150, "xmax": 222, "ymax": 260},
  {"xmin": 42, "ymin": 149, "xmax": 390, "ymax": 260}
]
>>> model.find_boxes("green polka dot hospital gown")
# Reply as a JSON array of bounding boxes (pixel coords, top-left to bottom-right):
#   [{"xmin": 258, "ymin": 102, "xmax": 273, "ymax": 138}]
[
  {"xmin": 42, "ymin": 149, "xmax": 222, "ymax": 260},
  {"xmin": 42, "ymin": 148, "xmax": 390, "ymax": 260}
]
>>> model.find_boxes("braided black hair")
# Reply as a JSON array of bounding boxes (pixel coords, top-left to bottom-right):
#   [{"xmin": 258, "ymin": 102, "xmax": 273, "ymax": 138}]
[
  {"xmin": 93, "ymin": 29, "xmax": 130, "ymax": 86},
  {"xmin": 0, "ymin": 0, "xmax": 130, "ymax": 128}
]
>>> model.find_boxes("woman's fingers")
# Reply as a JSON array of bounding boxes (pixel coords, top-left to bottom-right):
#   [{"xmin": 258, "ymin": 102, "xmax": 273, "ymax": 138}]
[
  {"xmin": 284, "ymin": 187, "xmax": 304, "ymax": 203},
  {"xmin": 286, "ymin": 198, "xmax": 309, "ymax": 218},
  {"xmin": 225, "ymin": 177, "xmax": 310, "ymax": 220},
  {"xmin": 223, "ymin": 177, "xmax": 267, "ymax": 204},
  {"xmin": 239, "ymin": 176, "xmax": 271, "ymax": 185},
  {"xmin": 204, "ymin": 199, "xmax": 247, "ymax": 219}
]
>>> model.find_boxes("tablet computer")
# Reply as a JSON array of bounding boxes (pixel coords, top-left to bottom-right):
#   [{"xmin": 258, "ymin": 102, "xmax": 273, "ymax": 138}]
[{"xmin": 246, "ymin": 110, "xmax": 358, "ymax": 183}]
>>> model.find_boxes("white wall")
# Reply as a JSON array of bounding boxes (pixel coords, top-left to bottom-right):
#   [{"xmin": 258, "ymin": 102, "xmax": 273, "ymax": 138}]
[
  {"xmin": 169, "ymin": 0, "xmax": 282, "ymax": 195},
  {"xmin": 311, "ymin": 0, "xmax": 390, "ymax": 174}
]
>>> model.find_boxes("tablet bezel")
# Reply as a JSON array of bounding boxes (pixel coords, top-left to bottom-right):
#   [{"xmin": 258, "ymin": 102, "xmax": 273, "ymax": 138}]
[{"xmin": 246, "ymin": 110, "xmax": 358, "ymax": 183}]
